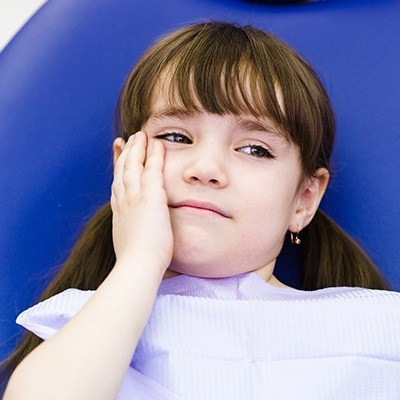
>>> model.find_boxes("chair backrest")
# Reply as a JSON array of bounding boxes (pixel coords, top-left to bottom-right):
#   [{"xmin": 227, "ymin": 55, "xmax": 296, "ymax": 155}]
[{"xmin": 1, "ymin": 0, "xmax": 399, "ymax": 360}]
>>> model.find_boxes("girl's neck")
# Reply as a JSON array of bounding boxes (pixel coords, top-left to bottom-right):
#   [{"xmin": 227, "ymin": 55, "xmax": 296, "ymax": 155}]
[{"xmin": 162, "ymin": 268, "xmax": 292, "ymax": 289}]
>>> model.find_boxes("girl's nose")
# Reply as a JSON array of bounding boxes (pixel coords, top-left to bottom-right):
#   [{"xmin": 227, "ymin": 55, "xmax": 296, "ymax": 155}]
[{"xmin": 182, "ymin": 154, "xmax": 229, "ymax": 188}]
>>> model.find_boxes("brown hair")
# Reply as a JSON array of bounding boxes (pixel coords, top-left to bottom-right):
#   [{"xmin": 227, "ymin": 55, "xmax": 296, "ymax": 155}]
[{"xmin": 1, "ymin": 21, "xmax": 391, "ymax": 391}]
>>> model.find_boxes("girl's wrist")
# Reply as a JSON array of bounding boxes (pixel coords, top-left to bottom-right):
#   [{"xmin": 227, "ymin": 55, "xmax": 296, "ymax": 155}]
[{"xmin": 113, "ymin": 255, "xmax": 167, "ymax": 281}]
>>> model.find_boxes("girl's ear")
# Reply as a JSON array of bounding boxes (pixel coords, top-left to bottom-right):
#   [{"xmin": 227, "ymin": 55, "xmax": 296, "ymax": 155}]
[
  {"xmin": 112, "ymin": 138, "xmax": 127, "ymax": 168},
  {"xmin": 289, "ymin": 168, "xmax": 330, "ymax": 232}
]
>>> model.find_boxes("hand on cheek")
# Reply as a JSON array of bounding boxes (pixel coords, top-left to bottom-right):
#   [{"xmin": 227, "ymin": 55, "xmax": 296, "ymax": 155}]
[{"xmin": 110, "ymin": 131, "xmax": 174, "ymax": 273}]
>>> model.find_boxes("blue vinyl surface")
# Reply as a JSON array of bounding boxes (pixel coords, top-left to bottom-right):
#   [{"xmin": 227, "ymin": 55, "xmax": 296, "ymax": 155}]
[{"xmin": 1, "ymin": 0, "xmax": 399, "ymax": 360}]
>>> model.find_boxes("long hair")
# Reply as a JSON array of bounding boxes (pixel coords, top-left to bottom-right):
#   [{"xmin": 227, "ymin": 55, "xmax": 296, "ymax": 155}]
[{"xmin": 1, "ymin": 21, "xmax": 391, "ymax": 391}]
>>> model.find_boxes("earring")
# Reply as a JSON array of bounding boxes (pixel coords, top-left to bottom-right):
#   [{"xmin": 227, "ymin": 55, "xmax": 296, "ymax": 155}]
[{"xmin": 290, "ymin": 229, "xmax": 301, "ymax": 245}]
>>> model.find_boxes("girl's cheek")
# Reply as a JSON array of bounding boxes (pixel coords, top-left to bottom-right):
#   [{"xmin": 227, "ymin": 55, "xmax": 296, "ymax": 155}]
[{"xmin": 163, "ymin": 151, "xmax": 186, "ymax": 188}]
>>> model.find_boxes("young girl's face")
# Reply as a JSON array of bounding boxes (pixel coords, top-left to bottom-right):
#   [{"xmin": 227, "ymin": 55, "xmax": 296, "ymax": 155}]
[{"xmin": 132, "ymin": 83, "xmax": 327, "ymax": 282}]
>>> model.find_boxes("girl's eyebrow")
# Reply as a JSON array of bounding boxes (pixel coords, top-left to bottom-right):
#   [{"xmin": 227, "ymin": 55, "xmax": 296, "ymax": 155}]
[
  {"xmin": 235, "ymin": 118, "xmax": 290, "ymax": 146},
  {"xmin": 150, "ymin": 107, "xmax": 200, "ymax": 121},
  {"xmin": 236, "ymin": 118, "xmax": 281, "ymax": 135}
]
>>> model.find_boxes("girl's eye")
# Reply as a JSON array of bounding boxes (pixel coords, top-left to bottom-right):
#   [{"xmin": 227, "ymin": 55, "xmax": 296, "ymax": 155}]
[
  {"xmin": 155, "ymin": 132, "xmax": 192, "ymax": 144},
  {"xmin": 238, "ymin": 144, "xmax": 275, "ymax": 159}
]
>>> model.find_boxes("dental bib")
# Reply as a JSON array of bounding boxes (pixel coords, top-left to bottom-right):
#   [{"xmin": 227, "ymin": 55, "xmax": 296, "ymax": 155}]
[{"xmin": 17, "ymin": 272, "xmax": 400, "ymax": 399}]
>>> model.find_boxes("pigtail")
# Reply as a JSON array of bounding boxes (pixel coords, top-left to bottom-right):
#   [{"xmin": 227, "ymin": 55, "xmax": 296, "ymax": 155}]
[
  {"xmin": 0, "ymin": 204, "xmax": 115, "ymax": 393},
  {"xmin": 300, "ymin": 209, "xmax": 391, "ymax": 291}
]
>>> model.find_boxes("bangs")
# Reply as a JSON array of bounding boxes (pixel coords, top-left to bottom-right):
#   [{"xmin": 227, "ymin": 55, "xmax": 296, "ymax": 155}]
[{"xmin": 149, "ymin": 25, "xmax": 289, "ymax": 134}]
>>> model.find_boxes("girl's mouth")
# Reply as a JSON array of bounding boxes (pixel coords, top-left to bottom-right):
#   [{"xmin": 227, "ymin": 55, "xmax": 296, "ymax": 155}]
[{"xmin": 169, "ymin": 200, "xmax": 229, "ymax": 218}]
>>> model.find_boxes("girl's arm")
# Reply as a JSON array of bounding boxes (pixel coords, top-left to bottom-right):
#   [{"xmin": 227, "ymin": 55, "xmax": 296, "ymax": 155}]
[{"xmin": 4, "ymin": 132, "xmax": 173, "ymax": 400}]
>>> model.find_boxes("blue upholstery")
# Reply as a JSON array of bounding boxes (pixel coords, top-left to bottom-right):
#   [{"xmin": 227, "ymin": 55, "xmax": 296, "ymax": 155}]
[{"xmin": 1, "ymin": 0, "xmax": 399, "ymax": 360}]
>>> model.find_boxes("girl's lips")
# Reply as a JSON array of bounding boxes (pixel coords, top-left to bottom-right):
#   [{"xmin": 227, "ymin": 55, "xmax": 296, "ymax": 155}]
[{"xmin": 169, "ymin": 200, "xmax": 229, "ymax": 218}]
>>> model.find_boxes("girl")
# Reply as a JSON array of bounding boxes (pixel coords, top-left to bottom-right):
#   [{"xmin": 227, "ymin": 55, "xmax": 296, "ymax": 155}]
[{"xmin": 3, "ymin": 21, "xmax": 400, "ymax": 399}]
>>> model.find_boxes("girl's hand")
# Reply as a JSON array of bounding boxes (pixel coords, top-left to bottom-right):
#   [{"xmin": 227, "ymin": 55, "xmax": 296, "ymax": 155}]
[
  {"xmin": 110, "ymin": 131, "xmax": 173, "ymax": 273},
  {"xmin": 4, "ymin": 132, "xmax": 173, "ymax": 400}
]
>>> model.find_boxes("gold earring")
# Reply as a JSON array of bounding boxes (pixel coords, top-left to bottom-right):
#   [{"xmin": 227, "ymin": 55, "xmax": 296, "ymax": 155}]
[{"xmin": 290, "ymin": 230, "xmax": 301, "ymax": 245}]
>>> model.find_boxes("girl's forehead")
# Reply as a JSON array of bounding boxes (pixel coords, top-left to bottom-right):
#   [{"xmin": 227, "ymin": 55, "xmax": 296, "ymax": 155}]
[{"xmin": 150, "ymin": 72, "xmax": 202, "ymax": 110}]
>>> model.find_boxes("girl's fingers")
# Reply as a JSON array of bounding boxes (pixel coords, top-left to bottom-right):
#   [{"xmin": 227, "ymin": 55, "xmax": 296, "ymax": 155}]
[
  {"xmin": 112, "ymin": 136, "xmax": 133, "ymax": 201},
  {"xmin": 141, "ymin": 140, "xmax": 165, "ymax": 195},
  {"xmin": 122, "ymin": 132, "xmax": 146, "ymax": 195},
  {"xmin": 111, "ymin": 132, "xmax": 165, "ymax": 205},
  {"xmin": 112, "ymin": 132, "xmax": 147, "ymax": 198},
  {"xmin": 113, "ymin": 137, "xmax": 131, "ymax": 184}
]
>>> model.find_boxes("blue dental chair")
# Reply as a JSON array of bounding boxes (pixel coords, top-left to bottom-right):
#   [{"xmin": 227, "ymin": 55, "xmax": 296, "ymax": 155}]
[{"xmin": 1, "ymin": 0, "xmax": 399, "ymax": 368}]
